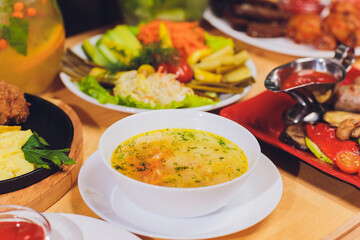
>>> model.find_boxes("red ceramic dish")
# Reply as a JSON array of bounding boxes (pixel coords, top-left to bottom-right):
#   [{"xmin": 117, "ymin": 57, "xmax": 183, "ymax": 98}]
[{"xmin": 220, "ymin": 68, "xmax": 360, "ymax": 189}]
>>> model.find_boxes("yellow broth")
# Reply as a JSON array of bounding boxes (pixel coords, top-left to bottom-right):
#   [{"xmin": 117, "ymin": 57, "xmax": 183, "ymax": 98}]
[{"xmin": 111, "ymin": 128, "xmax": 248, "ymax": 188}]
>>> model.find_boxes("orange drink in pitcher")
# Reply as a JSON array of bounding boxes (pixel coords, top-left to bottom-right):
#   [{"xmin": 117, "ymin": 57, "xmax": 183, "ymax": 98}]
[{"xmin": 0, "ymin": 0, "xmax": 65, "ymax": 94}]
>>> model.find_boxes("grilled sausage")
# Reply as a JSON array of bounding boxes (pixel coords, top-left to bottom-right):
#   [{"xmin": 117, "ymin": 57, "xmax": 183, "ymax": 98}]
[{"xmin": 333, "ymin": 84, "xmax": 360, "ymax": 113}]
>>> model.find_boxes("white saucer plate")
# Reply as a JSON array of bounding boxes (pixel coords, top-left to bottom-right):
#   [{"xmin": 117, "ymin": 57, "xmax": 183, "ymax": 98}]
[
  {"xmin": 78, "ymin": 151, "xmax": 283, "ymax": 239},
  {"xmin": 60, "ymin": 34, "xmax": 256, "ymax": 114},
  {"xmin": 43, "ymin": 212, "xmax": 141, "ymax": 240},
  {"xmin": 203, "ymin": 8, "xmax": 360, "ymax": 58}
]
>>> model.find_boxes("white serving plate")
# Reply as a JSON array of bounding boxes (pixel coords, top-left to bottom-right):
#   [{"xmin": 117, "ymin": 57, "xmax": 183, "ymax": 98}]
[
  {"xmin": 203, "ymin": 8, "xmax": 360, "ymax": 58},
  {"xmin": 78, "ymin": 151, "xmax": 283, "ymax": 239},
  {"xmin": 60, "ymin": 34, "xmax": 256, "ymax": 114},
  {"xmin": 43, "ymin": 212, "xmax": 141, "ymax": 240}
]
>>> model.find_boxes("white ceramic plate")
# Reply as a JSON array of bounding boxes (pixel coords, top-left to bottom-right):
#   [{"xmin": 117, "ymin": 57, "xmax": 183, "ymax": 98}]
[
  {"xmin": 60, "ymin": 34, "xmax": 256, "ymax": 114},
  {"xmin": 43, "ymin": 212, "xmax": 141, "ymax": 240},
  {"xmin": 203, "ymin": 8, "xmax": 360, "ymax": 58},
  {"xmin": 78, "ymin": 151, "xmax": 283, "ymax": 239}
]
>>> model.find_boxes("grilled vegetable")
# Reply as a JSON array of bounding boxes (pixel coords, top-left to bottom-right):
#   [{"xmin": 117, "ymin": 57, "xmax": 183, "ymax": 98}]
[
  {"xmin": 332, "ymin": 84, "xmax": 360, "ymax": 113},
  {"xmin": 323, "ymin": 111, "xmax": 360, "ymax": 127},
  {"xmin": 279, "ymin": 123, "xmax": 308, "ymax": 151},
  {"xmin": 305, "ymin": 137, "xmax": 333, "ymax": 164},
  {"xmin": 305, "ymin": 123, "xmax": 360, "ymax": 168},
  {"xmin": 335, "ymin": 119, "xmax": 360, "ymax": 141}
]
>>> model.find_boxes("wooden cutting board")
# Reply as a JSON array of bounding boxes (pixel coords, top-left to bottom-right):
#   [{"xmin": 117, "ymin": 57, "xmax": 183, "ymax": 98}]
[{"xmin": 0, "ymin": 98, "xmax": 83, "ymax": 212}]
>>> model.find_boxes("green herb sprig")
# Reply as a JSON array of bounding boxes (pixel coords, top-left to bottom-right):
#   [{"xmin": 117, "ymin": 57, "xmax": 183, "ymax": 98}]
[
  {"xmin": 129, "ymin": 42, "xmax": 180, "ymax": 69},
  {"xmin": 21, "ymin": 132, "xmax": 75, "ymax": 169},
  {"xmin": 1, "ymin": 16, "xmax": 29, "ymax": 55}
]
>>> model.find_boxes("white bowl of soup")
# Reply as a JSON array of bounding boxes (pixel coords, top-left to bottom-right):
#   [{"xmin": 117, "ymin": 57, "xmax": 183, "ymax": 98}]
[{"xmin": 99, "ymin": 110, "xmax": 260, "ymax": 218}]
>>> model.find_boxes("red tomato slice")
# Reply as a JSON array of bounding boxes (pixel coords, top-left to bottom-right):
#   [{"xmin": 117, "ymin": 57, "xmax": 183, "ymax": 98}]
[
  {"xmin": 335, "ymin": 151, "xmax": 360, "ymax": 174},
  {"xmin": 174, "ymin": 59, "xmax": 193, "ymax": 83},
  {"xmin": 157, "ymin": 58, "xmax": 193, "ymax": 83}
]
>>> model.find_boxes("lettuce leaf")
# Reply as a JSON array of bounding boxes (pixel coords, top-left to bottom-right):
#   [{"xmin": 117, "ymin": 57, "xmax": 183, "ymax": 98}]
[
  {"xmin": 77, "ymin": 74, "xmax": 216, "ymax": 109},
  {"xmin": 78, "ymin": 75, "xmax": 120, "ymax": 104},
  {"xmin": 178, "ymin": 94, "xmax": 216, "ymax": 108},
  {"xmin": 118, "ymin": 93, "xmax": 215, "ymax": 109}
]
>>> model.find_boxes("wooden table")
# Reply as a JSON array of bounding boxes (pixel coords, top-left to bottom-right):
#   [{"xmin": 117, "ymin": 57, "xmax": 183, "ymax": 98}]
[{"xmin": 41, "ymin": 22, "xmax": 360, "ymax": 240}]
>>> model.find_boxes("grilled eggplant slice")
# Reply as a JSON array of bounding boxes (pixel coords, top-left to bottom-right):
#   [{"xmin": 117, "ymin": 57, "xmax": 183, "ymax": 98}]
[
  {"xmin": 279, "ymin": 123, "xmax": 309, "ymax": 151},
  {"xmin": 323, "ymin": 111, "xmax": 360, "ymax": 127}
]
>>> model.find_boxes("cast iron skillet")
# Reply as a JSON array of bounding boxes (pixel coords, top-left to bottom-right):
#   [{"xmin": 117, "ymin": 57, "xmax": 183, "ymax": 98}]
[{"xmin": 0, "ymin": 94, "xmax": 74, "ymax": 194}]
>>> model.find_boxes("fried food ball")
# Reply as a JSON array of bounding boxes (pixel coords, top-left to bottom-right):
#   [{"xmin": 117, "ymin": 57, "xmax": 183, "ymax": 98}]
[
  {"xmin": 286, "ymin": 14, "xmax": 324, "ymax": 44},
  {"xmin": 330, "ymin": 1, "xmax": 360, "ymax": 15},
  {"xmin": 0, "ymin": 80, "xmax": 29, "ymax": 125},
  {"xmin": 322, "ymin": 13, "xmax": 358, "ymax": 44},
  {"xmin": 313, "ymin": 33, "xmax": 337, "ymax": 50},
  {"xmin": 322, "ymin": 2, "xmax": 360, "ymax": 48}
]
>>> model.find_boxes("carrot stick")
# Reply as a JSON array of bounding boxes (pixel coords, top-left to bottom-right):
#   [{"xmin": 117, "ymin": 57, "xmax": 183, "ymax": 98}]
[{"xmin": 137, "ymin": 20, "xmax": 208, "ymax": 57}]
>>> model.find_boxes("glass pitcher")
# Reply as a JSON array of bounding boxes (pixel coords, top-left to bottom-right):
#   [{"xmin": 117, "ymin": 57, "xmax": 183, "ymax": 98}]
[{"xmin": 0, "ymin": 0, "xmax": 65, "ymax": 94}]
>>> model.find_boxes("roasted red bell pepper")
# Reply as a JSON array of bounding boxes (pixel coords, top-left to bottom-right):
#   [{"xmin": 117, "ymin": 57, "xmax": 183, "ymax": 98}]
[{"xmin": 305, "ymin": 123, "xmax": 360, "ymax": 174}]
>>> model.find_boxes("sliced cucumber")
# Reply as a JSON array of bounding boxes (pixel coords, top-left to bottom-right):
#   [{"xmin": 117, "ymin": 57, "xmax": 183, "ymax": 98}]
[
  {"xmin": 108, "ymin": 25, "xmax": 141, "ymax": 52},
  {"xmin": 82, "ymin": 39, "xmax": 113, "ymax": 67},
  {"xmin": 82, "ymin": 39, "xmax": 96, "ymax": 61},
  {"xmin": 97, "ymin": 43, "xmax": 120, "ymax": 65}
]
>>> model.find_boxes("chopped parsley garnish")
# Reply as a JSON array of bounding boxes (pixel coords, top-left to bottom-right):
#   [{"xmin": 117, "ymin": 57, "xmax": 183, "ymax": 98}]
[
  {"xmin": 217, "ymin": 138, "xmax": 226, "ymax": 147},
  {"xmin": 188, "ymin": 146, "xmax": 198, "ymax": 149},
  {"xmin": 114, "ymin": 165, "xmax": 124, "ymax": 170},
  {"xmin": 136, "ymin": 162, "xmax": 148, "ymax": 171},
  {"xmin": 174, "ymin": 166, "xmax": 189, "ymax": 171}
]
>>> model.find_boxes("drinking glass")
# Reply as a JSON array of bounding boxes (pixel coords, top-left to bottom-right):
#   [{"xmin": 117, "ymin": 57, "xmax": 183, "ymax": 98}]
[{"xmin": 0, "ymin": 0, "xmax": 65, "ymax": 94}]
